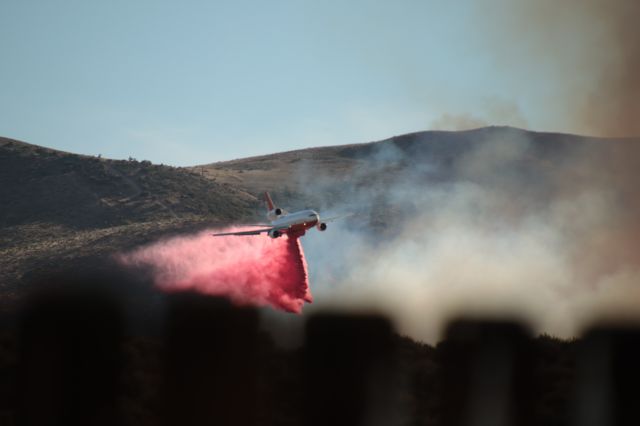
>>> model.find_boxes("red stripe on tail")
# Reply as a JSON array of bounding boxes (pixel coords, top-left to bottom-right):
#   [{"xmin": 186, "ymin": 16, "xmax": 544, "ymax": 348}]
[{"xmin": 264, "ymin": 192, "xmax": 275, "ymax": 211}]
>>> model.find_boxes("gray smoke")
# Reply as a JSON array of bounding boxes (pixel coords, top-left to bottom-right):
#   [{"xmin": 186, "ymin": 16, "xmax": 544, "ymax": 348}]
[
  {"xmin": 473, "ymin": 0, "xmax": 640, "ymax": 137},
  {"xmin": 291, "ymin": 129, "xmax": 640, "ymax": 342}
]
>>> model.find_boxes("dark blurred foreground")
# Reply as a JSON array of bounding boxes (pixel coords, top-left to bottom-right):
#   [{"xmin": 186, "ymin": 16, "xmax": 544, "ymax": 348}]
[{"xmin": 0, "ymin": 272, "xmax": 639, "ymax": 426}]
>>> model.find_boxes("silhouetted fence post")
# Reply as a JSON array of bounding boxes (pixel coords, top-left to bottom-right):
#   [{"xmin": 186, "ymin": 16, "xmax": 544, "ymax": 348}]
[
  {"xmin": 302, "ymin": 313, "xmax": 398, "ymax": 426},
  {"xmin": 162, "ymin": 293, "xmax": 259, "ymax": 426},
  {"xmin": 18, "ymin": 284, "xmax": 124, "ymax": 426},
  {"xmin": 439, "ymin": 319, "xmax": 534, "ymax": 426},
  {"xmin": 574, "ymin": 326, "xmax": 640, "ymax": 426}
]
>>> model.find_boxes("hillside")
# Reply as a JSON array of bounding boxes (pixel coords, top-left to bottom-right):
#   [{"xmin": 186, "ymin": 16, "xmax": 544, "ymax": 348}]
[
  {"xmin": 2, "ymin": 127, "xmax": 638, "ymax": 307},
  {"xmin": 0, "ymin": 137, "xmax": 257, "ymax": 297},
  {"xmin": 195, "ymin": 126, "xmax": 622, "ymax": 208},
  {"xmin": 0, "ymin": 137, "xmax": 257, "ymax": 229}
]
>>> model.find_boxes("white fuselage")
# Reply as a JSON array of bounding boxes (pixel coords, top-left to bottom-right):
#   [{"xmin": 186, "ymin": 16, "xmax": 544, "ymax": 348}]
[{"xmin": 271, "ymin": 209, "xmax": 319, "ymax": 230}]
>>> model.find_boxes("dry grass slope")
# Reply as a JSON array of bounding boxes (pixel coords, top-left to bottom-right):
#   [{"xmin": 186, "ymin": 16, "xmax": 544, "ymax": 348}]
[{"xmin": 0, "ymin": 137, "xmax": 258, "ymax": 299}]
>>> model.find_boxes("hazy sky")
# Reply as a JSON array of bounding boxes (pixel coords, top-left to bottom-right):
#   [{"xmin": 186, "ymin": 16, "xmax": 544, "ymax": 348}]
[{"xmin": 0, "ymin": 1, "xmax": 617, "ymax": 165}]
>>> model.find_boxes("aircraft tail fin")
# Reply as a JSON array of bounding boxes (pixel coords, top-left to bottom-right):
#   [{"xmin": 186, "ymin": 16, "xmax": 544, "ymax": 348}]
[{"xmin": 264, "ymin": 192, "xmax": 275, "ymax": 211}]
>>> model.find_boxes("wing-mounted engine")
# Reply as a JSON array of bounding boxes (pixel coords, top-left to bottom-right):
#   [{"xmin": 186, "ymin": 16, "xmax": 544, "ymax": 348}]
[
  {"xmin": 316, "ymin": 222, "xmax": 327, "ymax": 231},
  {"xmin": 268, "ymin": 229, "xmax": 283, "ymax": 238}
]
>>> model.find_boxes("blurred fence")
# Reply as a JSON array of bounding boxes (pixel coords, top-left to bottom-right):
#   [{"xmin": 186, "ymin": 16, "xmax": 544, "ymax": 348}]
[{"xmin": 1, "ymin": 277, "xmax": 639, "ymax": 426}]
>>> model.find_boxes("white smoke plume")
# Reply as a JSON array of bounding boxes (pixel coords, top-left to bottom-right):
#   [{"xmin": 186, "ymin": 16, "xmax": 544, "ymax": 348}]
[{"xmin": 289, "ymin": 128, "xmax": 640, "ymax": 343}]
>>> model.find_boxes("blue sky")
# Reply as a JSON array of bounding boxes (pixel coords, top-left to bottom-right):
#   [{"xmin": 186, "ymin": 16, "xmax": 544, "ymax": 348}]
[{"xmin": 0, "ymin": 1, "xmax": 597, "ymax": 165}]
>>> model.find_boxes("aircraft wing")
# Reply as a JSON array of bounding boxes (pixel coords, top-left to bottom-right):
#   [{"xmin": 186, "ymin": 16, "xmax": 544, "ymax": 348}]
[
  {"xmin": 212, "ymin": 225, "xmax": 290, "ymax": 237},
  {"xmin": 212, "ymin": 228, "xmax": 273, "ymax": 237},
  {"xmin": 320, "ymin": 213, "xmax": 353, "ymax": 223}
]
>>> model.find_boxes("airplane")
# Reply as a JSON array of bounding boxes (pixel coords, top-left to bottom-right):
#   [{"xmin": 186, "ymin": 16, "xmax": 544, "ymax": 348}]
[{"xmin": 212, "ymin": 192, "xmax": 346, "ymax": 238}]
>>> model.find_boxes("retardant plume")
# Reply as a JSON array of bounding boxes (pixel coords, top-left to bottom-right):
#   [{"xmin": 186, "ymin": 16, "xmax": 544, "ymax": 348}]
[{"xmin": 117, "ymin": 229, "xmax": 312, "ymax": 313}]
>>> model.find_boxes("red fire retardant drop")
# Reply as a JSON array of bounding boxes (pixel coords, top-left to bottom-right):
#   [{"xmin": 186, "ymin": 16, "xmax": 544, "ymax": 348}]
[{"xmin": 117, "ymin": 228, "xmax": 312, "ymax": 313}]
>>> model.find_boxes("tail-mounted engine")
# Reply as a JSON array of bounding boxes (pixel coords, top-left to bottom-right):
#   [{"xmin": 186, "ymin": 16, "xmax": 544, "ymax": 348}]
[
  {"xmin": 265, "ymin": 192, "xmax": 286, "ymax": 221},
  {"xmin": 317, "ymin": 222, "xmax": 327, "ymax": 231},
  {"xmin": 267, "ymin": 208, "xmax": 283, "ymax": 221}
]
